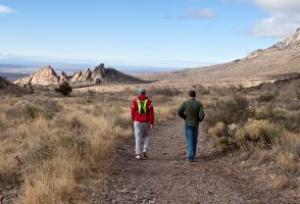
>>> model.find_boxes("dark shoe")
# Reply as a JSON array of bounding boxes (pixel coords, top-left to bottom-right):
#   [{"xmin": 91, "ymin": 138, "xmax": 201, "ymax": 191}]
[{"xmin": 142, "ymin": 151, "xmax": 148, "ymax": 159}]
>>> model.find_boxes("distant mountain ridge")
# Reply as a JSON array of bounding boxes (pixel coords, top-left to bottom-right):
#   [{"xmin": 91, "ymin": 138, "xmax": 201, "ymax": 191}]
[
  {"xmin": 14, "ymin": 63, "xmax": 144, "ymax": 86},
  {"xmin": 0, "ymin": 72, "xmax": 28, "ymax": 81}
]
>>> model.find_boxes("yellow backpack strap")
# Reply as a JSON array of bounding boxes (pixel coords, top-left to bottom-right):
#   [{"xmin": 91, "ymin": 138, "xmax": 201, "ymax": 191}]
[
  {"xmin": 143, "ymin": 99, "xmax": 148, "ymax": 114},
  {"xmin": 137, "ymin": 99, "xmax": 141, "ymax": 113},
  {"xmin": 137, "ymin": 99, "xmax": 148, "ymax": 114}
]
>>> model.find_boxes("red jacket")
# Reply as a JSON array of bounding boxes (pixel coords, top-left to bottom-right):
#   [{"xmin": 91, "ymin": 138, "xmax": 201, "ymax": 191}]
[{"xmin": 131, "ymin": 95, "xmax": 154, "ymax": 125}]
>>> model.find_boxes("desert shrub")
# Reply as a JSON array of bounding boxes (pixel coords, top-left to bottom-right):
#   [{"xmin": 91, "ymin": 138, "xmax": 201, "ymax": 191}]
[
  {"xmin": 55, "ymin": 82, "xmax": 72, "ymax": 96},
  {"xmin": 293, "ymin": 82, "xmax": 300, "ymax": 104},
  {"xmin": 206, "ymin": 95, "xmax": 254, "ymax": 127},
  {"xmin": 6, "ymin": 101, "xmax": 61, "ymax": 122},
  {"xmin": 192, "ymin": 84, "xmax": 210, "ymax": 95},
  {"xmin": 234, "ymin": 119, "xmax": 282, "ymax": 150},
  {"xmin": 270, "ymin": 175, "xmax": 289, "ymax": 191},
  {"xmin": 0, "ymin": 169, "xmax": 22, "ymax": 188},
  {"xmin": 1, "ymin": 88, "xmax": 180, "ymax": 203},
  {"xmin": 0, "ymin": 116, "xmax": 4, "ymax": 128},
  {"xmin": 5, "ymin": 104, "xmax": 26, "ymax": 121},
  {"xmin": 256, "ymin": 106, "xmax": 285, "ymax": 122},
  {"xmin": 37, "ymin": 100, "xmax": 62, "ymax": 120},
  {"xmin": 69, "ymin": 116, "xmax": 84, "ymax": 129},
  {"xmin": 257, "ymin": 107, "xmax": 300, "ymax": 133},
  {"xmin": 149, "ymin": 87, "xmax": 180, "ymax": 97},
  {"xmin": 23, "ymin": 104, "xmax": 40, "ymax": 121},
  {"xmin": 112, "ymin": 116, "xmax": 132, "ymax": 129},
  {"xmin": 275, "ymin": 151, "xmax": 299, "ymax": 173},
  {"xmin": 87, "ymin": 90, "xmax": 96, "ymax": 97},
  {"xmin": 257, "ymin": 92, "xmax": 278, "ymax": 102},
  {"xmin": 283, "ymin": 113, "xmax": 300, "ymax": 133},
  {"xmin": 208, "ymin": 122, "xmax": 237, "ymax": 152},
  {"xmin": 93, "ymin": 104, "xmax": 103, "ymax": 116},
  {"xmin": 276, "ymin": 132, "xmax": 300, "ymax": 157},
  {"xmin": 25, "ymin": 135, "xmax": 57, "ymax": 167}
]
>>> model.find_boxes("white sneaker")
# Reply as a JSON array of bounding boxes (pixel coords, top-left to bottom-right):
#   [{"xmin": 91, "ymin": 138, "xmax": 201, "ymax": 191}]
[{"xmin": 135, "ymin": 155, "xmax": 141, "ymax": 160}]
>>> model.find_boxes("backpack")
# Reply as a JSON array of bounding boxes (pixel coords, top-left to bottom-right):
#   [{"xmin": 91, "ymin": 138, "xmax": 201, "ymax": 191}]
[{"xmin": 137, "ymin": 99, "xmax": 148, "ymax": 115}]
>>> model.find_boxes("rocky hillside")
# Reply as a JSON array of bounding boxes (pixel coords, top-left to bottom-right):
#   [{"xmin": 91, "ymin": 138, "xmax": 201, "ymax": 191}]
[
  {"xmin": 0, "ymin": 76, "xmax": 25, "ymax": 95},
  {"xmin": 274, "ymin": 28, "xmax": 300, "ymax": 49},
  {"xmin": 14, "ymin": 64, "xmax": 143, "ymax": 86},
  {"xmin": 151, "ymin": 27, "xmax": 300, "ymax": 86}
]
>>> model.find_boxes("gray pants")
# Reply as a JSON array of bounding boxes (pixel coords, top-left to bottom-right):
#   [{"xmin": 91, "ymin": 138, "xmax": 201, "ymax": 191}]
[{"xmin": 134, "ymin": 121, "xmax": 150, "ymax": 155}]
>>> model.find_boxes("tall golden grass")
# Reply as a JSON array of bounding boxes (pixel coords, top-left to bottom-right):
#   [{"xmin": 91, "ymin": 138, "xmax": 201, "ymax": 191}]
[{"xmin": 0, "ymin": 89, "xmax": 182, "ymax": 203}]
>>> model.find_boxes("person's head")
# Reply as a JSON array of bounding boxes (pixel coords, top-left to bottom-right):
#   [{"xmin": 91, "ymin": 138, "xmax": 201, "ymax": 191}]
[
  {"xmin": 138, "ymin": 87, "xmax": 146, "ymax": 96},
  {"xmin": 188, "ymin": 90, "xmax": 196, "ymax": 98}
]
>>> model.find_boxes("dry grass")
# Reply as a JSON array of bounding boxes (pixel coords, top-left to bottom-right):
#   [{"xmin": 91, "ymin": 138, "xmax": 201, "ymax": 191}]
[
  {"xmin": 234, "ymin": 119, "xmax": 282, "ymax": 150},
  {"xmin": 0, "ymin": 87, "xmax": 181, "ymax": 203},
  {"xmin": 204, "ymin": 80, "xmax": 300, "ymax": 194},
  {"xmin": 270, "ymin": 175, "xmax": 289, "ymax": 191},
  {"xmin": 275, "ymin": 151, "xmax": 299, "ymax": 173}
]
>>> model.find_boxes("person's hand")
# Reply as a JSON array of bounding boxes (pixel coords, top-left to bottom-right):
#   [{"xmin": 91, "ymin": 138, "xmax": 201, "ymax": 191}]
[{"xmin": 150, "ymin": 124, "xmax": 154, "ymax": 129}]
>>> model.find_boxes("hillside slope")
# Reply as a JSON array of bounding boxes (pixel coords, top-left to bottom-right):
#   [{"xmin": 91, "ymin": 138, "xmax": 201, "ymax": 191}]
[
  {"xmin": 0, "ymin": 76, "xmax": 25, "ymax": 95},
  {"xmin": 151, "ymin": 28, "xmax": 300, "ymax": 86}
]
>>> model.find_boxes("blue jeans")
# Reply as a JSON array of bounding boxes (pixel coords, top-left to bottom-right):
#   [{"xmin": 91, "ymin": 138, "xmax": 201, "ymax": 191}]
[{"xmin": 185, "ymin": 125, "xmax": 199, "ymax": 161}]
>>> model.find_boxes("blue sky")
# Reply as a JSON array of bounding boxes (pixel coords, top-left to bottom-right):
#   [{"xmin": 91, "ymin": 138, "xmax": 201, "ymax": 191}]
[{"xmin": 0, "ymin": 0, "xmax": 299, "ymax": 69}]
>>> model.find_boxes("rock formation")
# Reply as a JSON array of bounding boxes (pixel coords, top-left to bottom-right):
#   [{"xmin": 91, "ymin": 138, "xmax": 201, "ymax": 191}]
[
  {"xmin": 247, "ymin": 49, "xmax": 264, "ymax": 60},
  {"xmin": 15, "ymin": 65, "xmax": 60, "ymax": 86},
  {"xmin": 71, "ymin": 71, "xmax": 83, "ymax": 82},
  {"xmin": 92, "ymin": 63, "xmax": 106, "ymax": 80},
  {"xmin": 78, "ymin": 69, "xmax": 93, "ymax": 81},
  {"xmin": 14, "ymin": 63, "xmax": 143, "ymax": 86},
  {"xmin": 274, "ymin": 27, "xmax": 300, "ymax": 49},
  {"xmin": 246, "ymin": 27, "xmax": 300, "ymax": 60},
  {"xmin": 59, "ymin": 71, "xmax": 69, "ymax": 83}
]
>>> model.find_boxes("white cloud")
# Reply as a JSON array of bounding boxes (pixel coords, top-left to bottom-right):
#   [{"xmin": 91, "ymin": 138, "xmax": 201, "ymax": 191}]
[
  {"xmin": 0, "ymin": 5, "xmax": 14, "ymax": 14},
  {"xmin": 252, "ymin": 13, "xmax": 300, "ymax": 37},
  {"xmin": 254, "ymin": 0, "xmax": 300, "ymax": 12},
  {"xmin": 251, "ymin": 0, "xmax": 300, "ymax": 37},
  {"xmin": 178, "ymin": 8, "xmax": 215, "ymax": 20}
]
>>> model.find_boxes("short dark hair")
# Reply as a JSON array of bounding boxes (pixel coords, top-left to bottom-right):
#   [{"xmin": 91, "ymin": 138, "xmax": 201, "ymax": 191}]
[{"xmin": 189, "ymin": 90, "xmax": 196, "ymax": 98}]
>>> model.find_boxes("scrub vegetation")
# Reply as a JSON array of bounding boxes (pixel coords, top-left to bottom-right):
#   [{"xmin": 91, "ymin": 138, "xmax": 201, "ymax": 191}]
[
  {"xmin": 0, "ymin": 87, "xmax": 182, "ymax": 203},
  {"xmin": 204, "ymin": 77, "xmax": 300, "ymax": 194}
]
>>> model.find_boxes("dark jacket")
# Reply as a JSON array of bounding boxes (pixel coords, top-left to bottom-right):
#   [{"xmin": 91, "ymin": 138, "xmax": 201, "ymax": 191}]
[{"xmin": 178, "ymin": 98, "xmax": 205, "ymax": 127}]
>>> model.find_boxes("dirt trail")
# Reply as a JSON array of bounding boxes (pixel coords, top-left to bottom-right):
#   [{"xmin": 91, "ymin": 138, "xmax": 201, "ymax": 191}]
[{"xmin": 94, "ymin": 119, "xmax": 288, "ymax": 204}]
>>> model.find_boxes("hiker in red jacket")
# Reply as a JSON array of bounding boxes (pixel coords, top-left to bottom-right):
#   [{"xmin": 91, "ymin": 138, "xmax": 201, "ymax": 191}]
[{"xmin": 131, "ymin": 88, "xmax": 154, "ymax": 160}]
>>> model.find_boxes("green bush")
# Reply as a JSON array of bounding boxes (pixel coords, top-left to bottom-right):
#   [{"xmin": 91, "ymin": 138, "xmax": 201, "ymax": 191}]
[{"xmin": 55, "ymin": 82, "xmax": 72, "ymax": 96}]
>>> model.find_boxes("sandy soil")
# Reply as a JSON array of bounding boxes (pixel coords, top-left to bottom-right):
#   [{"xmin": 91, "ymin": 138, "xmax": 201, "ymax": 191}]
[{"xmin": 91, "ymin": 119, "xmax": 292, "ymax": 204}]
